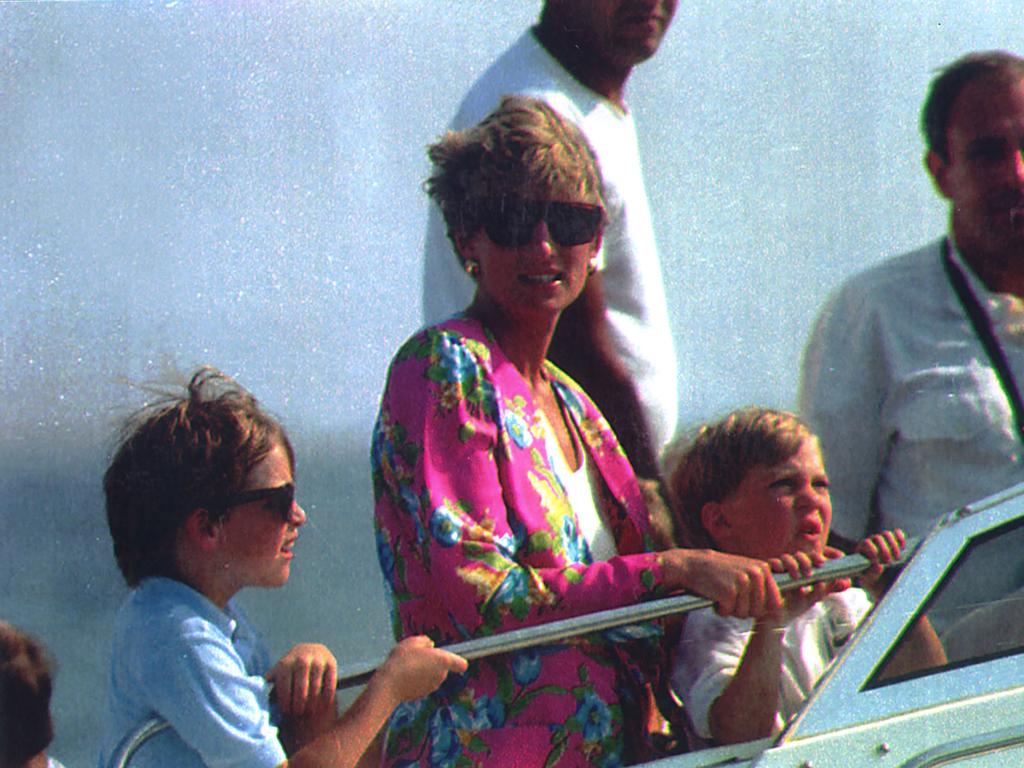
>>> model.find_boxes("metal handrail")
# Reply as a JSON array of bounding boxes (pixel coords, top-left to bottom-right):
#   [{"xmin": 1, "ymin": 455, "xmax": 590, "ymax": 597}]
[
  {"xmin": 109, "ymin": 546, "xmax": 910, "ymax": 767},
  {"xmin": 108, "ymin": 717, "xmax": 171, "ymax": 768},
  {"xmin": 336, "ymin": 546, "xmax": 904, "ymax": 687}
]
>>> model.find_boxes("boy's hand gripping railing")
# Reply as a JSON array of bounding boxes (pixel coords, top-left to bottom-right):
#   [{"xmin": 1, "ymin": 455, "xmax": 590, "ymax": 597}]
[{"xmin": 108, "ymin": 544, "xmax": 914, "ymax": 768}]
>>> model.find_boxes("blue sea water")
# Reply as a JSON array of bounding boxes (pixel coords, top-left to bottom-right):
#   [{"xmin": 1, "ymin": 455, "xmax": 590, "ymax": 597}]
[{"xmin": 1, "ymin": 434, "xmax": 391, "ymax": 767}]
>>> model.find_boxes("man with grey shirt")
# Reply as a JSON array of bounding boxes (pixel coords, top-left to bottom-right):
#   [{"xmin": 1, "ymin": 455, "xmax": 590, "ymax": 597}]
[{"xmin": 801, "ymin": 51, "xmax": 1024, "ymax": 545}]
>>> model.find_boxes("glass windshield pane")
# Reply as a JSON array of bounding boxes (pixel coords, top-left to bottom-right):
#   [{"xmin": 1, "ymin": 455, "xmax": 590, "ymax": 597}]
[{"xmin": 866, "ymin": 517, "xmax": 1024, "ymax": 689}]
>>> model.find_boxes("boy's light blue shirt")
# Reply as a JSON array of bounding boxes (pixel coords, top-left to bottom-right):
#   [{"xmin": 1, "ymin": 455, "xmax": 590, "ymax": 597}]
[{"xmin": 97, "ymin": 577, "xmax": 286, "ymax": 768}]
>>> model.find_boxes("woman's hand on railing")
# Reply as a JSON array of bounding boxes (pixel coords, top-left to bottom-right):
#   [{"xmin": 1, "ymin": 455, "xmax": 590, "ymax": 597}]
[{"xmin": 658, "ymin": 548, "xmax": 784, "ymax": 619}]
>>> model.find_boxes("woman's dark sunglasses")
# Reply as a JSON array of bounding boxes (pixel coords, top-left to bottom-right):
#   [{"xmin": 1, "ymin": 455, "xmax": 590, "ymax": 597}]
[
  {"xmin": 470, "ymin": 198, "xmax": 603, "ymax": 248},
  {"xmin": 213, "ymin": 483, "xmax": 296, "ymax": 522}
]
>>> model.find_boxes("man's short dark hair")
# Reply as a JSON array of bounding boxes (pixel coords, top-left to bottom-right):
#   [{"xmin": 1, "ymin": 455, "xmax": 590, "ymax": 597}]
[
  {"xmin": 922, "ymin": 50, "xmax": 1024, "ymax": 160},
  {"xmin": 0, "ymin": 622, "xmax": 55, "ymax": 767},
  {"xmin": 103, "ymin": 367, "xmax": 293, "ymax": 587}
]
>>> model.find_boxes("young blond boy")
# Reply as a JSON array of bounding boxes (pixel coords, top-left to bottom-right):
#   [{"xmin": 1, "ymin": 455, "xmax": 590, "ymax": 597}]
[
  {"xmin": 98, "ymin": 368, "xmax": 466, "ymax": 768},
  {"xmin": 666, "ymin": 407, "xmax": 940, "ymax": 747}
]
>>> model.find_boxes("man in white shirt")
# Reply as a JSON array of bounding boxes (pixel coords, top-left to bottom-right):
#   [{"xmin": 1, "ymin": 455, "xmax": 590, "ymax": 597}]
[
  {"xmin": 422, "ymin": 1, "xmax": 679, "ymax": 481},
  {"xmin": 800, "ymin": 51, "xmax": 1024, "ymax": 545}
]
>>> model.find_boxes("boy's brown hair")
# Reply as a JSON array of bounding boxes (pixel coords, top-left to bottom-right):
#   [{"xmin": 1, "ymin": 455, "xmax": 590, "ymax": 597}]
[
  {"xmin": 103, "ymin": 367, "xmax": 294, "ymax": 587},
  {"xmin": 666, "ymin": 407, "xmax": 814, "ymax": 548}
]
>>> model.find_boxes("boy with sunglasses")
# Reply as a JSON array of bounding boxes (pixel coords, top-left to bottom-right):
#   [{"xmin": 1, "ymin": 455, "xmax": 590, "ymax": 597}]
[{"xmin": 98, "ymin": 367, "xmax": 466, "ymax": 768}]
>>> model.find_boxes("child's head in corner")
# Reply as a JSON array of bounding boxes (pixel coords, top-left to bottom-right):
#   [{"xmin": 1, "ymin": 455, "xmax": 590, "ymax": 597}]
[
  {"xmin": 0, "ymin": 621, "xmax": 58, "ymax": 768},
  {"xmin": 103, "ymin": 366, "xmax": 305, "ymax": 607},
  {"xmin": 666, "ymin": 407, "xmax": 831, "ymax": 561}
]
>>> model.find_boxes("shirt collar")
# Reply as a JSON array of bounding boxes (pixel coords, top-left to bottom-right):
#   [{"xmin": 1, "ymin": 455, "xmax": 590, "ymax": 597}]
[
  {"xmin": 139, "ymin": 576, "xmax": 239, "ymax": 637},
  {"xmin": 947, "ymin": 235, "xmax": 1024, "ymax": 334}
]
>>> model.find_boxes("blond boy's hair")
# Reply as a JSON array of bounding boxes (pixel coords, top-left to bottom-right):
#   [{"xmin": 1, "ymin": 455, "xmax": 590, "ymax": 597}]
[{"xmin": 666, "ymin": 407, "xmax": 815, "ymax": 548}]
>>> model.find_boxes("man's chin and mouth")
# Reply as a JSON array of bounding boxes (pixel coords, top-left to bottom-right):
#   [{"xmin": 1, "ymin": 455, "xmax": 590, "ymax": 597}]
[
  {"xmin": 612, "ymin": 32, "xmax": 664, "ymax": 63},
  {"xmin": 976, "ymin": 211, "xmax": 1024, "ymax": 253},
  {"xmin": 609, "ymin": 12, "xmax": 671, "ymax": 62},
  {"xmin": 981, "ymin": 197, "xmax": 1024, "ymax": 232},
  {"xmin": 1009, "ymin": 205, "xmax": 1024, "ymax": 232}
]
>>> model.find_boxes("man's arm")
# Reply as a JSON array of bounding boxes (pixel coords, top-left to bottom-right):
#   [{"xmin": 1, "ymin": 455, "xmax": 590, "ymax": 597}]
[{"xmin": 549, "ymin": 271, "xmax": 662, "ymax": 480}]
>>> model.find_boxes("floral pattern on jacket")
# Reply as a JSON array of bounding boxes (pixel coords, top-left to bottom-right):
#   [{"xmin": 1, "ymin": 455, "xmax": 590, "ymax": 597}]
[{"xmin": 372, "ymin": 317, "xmax": 666, "ymax": 767}]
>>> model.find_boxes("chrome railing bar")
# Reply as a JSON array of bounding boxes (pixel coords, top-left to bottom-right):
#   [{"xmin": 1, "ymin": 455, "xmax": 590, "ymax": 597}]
[
  {"xmin": 108, "ymin": 717, "xmax": 171, "ymax": 768},
  {"xmin": 336, "ymin": 544, "xmax": 916, "ymax": 688},
  {"xmin": 109, "ymin": 543, "xmax": 915, "ymax": 767}
]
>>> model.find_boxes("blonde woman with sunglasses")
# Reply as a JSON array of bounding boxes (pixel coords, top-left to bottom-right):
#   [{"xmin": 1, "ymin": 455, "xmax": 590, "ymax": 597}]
[{"xmin": 371, "ymin": 96, "xmax": 785, "ymax": 768}]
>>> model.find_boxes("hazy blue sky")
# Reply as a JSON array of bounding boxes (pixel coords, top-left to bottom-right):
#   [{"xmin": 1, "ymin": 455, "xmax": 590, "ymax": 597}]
[
  {"xmin": 5, "ymin": 4, "xmax": 1024, "ymax": 764},
  {"xmin": 6, "ymin": 1, "xmax": 1023, "ymax": 458}
]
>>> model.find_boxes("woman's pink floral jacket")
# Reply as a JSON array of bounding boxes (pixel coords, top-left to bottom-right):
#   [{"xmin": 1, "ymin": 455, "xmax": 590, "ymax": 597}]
[{"xmin": 372, "ymin": 316, "xmax": 667, "ymax": 767}]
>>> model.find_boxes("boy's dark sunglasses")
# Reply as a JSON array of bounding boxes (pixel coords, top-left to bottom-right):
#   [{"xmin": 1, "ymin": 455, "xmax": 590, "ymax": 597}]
[
  {"xmin": 212, "ymin": 483, "xmax": 296, "ymax": 521},
  {"xmin": 470, "ymin": 198, "xmax": 603, "ymax": 248}
]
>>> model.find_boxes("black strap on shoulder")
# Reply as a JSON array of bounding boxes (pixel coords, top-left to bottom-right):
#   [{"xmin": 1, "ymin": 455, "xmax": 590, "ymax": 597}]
[{"xmin": 941, "ymin": 237, "xmax": 1024, "ymax": 443}]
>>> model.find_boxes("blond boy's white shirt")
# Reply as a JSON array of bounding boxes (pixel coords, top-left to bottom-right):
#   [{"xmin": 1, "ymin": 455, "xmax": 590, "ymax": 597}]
[{"xmin": 671, "ymin": 589, "xmax": 872, "ymax": 748}]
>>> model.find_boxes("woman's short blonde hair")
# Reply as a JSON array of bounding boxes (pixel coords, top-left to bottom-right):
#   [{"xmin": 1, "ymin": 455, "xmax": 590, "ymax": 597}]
[
  {"xmin": 665, "ymin": 407, "xmax": 816, "ymax": 548},
  {"xmin": 426, "ymin": 95, "xmax": 605, "ymax": 252}
]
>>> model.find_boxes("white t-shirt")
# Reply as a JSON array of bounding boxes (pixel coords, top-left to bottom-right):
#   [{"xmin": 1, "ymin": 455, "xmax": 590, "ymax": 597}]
[
  {"xmin": 421, "ymin": 29, "xmax": 679, "ymax": 451},
  {"xmin": 671, "ymin": 589, "xmax": 872, "ymax": 747}
]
